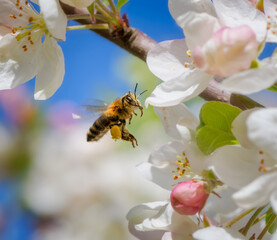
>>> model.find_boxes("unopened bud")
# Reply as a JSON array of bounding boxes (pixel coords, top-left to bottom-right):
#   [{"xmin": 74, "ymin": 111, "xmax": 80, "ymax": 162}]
[{"xmin": 170, "ymin": 180, "xmax": 209, "ymax": 215}]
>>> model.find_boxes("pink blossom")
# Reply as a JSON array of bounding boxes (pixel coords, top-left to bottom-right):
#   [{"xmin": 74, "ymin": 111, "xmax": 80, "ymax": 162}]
[
  {"xmin": 193, "ymin": 25, "xmax": 258, "ymax": 78},
  {"xmin": 170, "ymin": 180, "xmax": 210, "ymax": 215}
]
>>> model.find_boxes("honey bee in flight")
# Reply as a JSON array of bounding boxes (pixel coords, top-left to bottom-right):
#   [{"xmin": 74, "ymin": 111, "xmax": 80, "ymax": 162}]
[{"xmin": 86, "ymin": 84, "xmax": 147, "ymax": 148}]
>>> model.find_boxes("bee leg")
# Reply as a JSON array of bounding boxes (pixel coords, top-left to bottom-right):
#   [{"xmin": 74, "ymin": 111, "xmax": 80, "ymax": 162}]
[
  {"xmin": 121, "ymin": 129, "xmax": 138, "ymax": 148},
  {"xmin": 129, "ymin": 115, "xmax": 133, "ymax": 125},
  {"xmin": 139, "ymin": 107, "xmax": 143, "ymax": 117}
]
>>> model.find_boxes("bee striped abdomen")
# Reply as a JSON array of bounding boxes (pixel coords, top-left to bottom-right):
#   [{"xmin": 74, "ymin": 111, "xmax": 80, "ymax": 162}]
[{"xmin": 87, "ymin": 114, "xmax": 118, "ymax": 142}]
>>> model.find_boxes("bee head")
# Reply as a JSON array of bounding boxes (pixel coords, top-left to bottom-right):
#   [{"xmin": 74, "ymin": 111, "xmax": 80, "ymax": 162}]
[
  {"xmin": 122, "ymin": 84, "xmax": 147, "ymax": 117},
  {"xmin": 122, "ymin": 91, "xmax": 142, "ymax": 110}
]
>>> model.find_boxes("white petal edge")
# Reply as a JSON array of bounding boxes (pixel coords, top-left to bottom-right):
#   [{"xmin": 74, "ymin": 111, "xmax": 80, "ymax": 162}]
[
  {"xmin": 0, "ymin": 34, "xmax": 41, "ymax": 89},
  {"xmin": 233, "ymin": 171, "xmax": 277, "ymax": 209},
  {"xmin": 193, "ymin": 226, "xmax": 246, "ymax": 240},
  {"xmin": 135, "ymin": 203, "xmax": 199, "ymax": 235},
  {"xmin": 220, "ymin": 62, "xmax": 277, "ymax": 94},
  {"xmin": 177, "ymin": 11, "xmax": 221, "ymax": 51},
  {"xmin": 146, "ymin": 39, "xmax": 190, "ymax": 82},
  {"xmin": 126, "ymin": 201, "xmax": 169, "ymax": 222},
  {"xmin": 145, "ymin": 70, "xmax": 212, "ymax": 107},
  {"xmin": 213, "ymin": 0, "xmax": 267, "ymax": 43},
  {"xmin": 154, "ymin": 103, "xmax": 199, "ymax": 139},
  {"xmin": 231, "ymin": 108, "xmax": 261, "ymax": 149},
  {"xmin": 246, "ymin": 108, "xmax": 277, "ymax": 159},
  {"xmin": 168, "ymin": 0, "xmax": 216, "ymax": 26},
  {"xmin": 34, "ymin": 37, "xmax": 65, "ymax": 100},
  {"xmin": 39, "ymin": 0, "xmax": 67, "ymax": 41}
]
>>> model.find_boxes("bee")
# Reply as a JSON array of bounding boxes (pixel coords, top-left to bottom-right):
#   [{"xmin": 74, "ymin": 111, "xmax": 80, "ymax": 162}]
[{"xmin": 86, "ymin": 84, "xmax": 147, "ymax": 148}]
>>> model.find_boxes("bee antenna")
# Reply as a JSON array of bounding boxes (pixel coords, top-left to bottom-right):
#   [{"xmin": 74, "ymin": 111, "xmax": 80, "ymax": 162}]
[
  {"xmin": 138, "ymin": 89, "xmax": 147, "ymax": 98},
  {"xmin": 134, "ymin": 83, "xmax": 138, "ymax": 97}
]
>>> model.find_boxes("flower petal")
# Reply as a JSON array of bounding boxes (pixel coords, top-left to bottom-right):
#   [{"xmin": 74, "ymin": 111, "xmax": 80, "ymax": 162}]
[
  {"xmin": 193, "ymin": 226, "xmax": 246, "ymax": 240},
  {"xmin": 0, "ymin": 26, "xmax": 12, "ymax": 38},
  {"xmin": 127, "ymin": 201, "xmax": 170, "ymax": 240},
  {"xmin": 220, "ymin": 60, "xmax": 277, "ymax": 94},
  {"xmin": 145, "ymin": 70, "xmax": 212, "ymax": 107},
  {"xmin": 136, "ymin": 141, "xmax": 184, "ymax": 191},
  {"xmin": 168, "ymin": 0, "xmax": 216, "ymax": 29},
  {"xmin": 246, "ymin": 108, "xmax": 277, "ymax": 159},
  {"xmin": 231, "ymin": 109, "xmax": 260, "ymax": 149},
  {"xmin": 233, "ymin": 171, "xmax": 277, "ymax": 209},
  {"xmin": 39, "ymin": 0, "xmax": 67, "ymax": 41},
  {"xmin": 0, "ymin": 34, "xmax": 40, "ymax": 89},
  {"xmin": 0, "ymin": 0, "xmax": 35, "ymax": 28},
  {"xmin": 127, "ymin": 201, "xmax": 169, "ymax": 222},
  {"xmin": 213, "ymin": 0, "xmax": 267, "ymax": 42},
  {"xmin": 61, "ymin": 0, "xmax": 95, "ymax": 8},
  {"xmin": 177, "ymin": 12, "xmax": 221, "ymax": 50},
  {"xmin": 211, "ymin": 145, "xmax": 261, "ymax": 189},
  {"xmin": 264, "ymin": 0, "xmax": 277, "ymax": 42},
  {"xmin": 134, "ymin": 202, "xmax": 198, "ymax": 236},
  {"xmin": 153, "ymin": 104, "xmax": 199, "ymax": 139},
  {"xmin": 146, "ymin": 39, "xmax": 189, "ymax": 82},
  {"xmin": 34, "ymin": 37, "xmax": 65, "ymax": 100}
]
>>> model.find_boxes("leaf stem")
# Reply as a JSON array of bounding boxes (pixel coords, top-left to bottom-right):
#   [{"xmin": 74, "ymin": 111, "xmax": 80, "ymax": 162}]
[
  {"xmin": 223, "ymin": 208, "xmax": 255, "ymax": 228},
  {"xmin": 95, "ymin": 0, "xmax": 114, "ymax": 19},
  {"xmin": 94, "ymin": 14, "xmax": 114, "ymax": 23},
  {"xmin": 252, "ymin": 207, "xmax": 273, "ymax": 226},
  {"xmin": 240, "ymin": 206, "xmax": 266, "ymax": 236},
  {"xmin": 94, "ymin": 4, "xmax": 118, "ymax": 26},
  {"xmin": 108, "ymin": 0, "xmax": 118, "ymax": 16},
  {"xmin": 257, "ymin": 213, "xmax": 277, "ymax": 239},
  {"xmin": 66, "ymin": 24, "xmax": 109, "ymax": 31},
  {"xmin": 67, "ymin": 14, "xmax": 91, "ymax": 20}
]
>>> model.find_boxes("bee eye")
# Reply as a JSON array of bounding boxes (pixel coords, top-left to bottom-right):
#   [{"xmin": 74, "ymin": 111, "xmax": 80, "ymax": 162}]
[{"xmin": 127, "ymin": 96, "xmax": 132, "ymax": 101}]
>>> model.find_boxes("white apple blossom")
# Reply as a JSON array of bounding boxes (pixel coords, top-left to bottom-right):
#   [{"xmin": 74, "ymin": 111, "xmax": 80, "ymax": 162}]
[
  {"xmin": 127, "ymin": 200, "xmax": 199, "ymax": 240},
  {"xmin": 145, "ymin": 0, "xmax": 277, "ymax": 107},
  {"xmin": 60, "ymin": 0, "xmax": 95, "ymax": 8},
  {"xmin": 136, "ymin": 104, "xmax": 214, "ymax": 191},
  {"xmin": 211, "ymin": 108, "xmax": 277, "ymax": 212},
  {"xmin": 0, "ymin": 0, "xmax": 67, "ymax": 100}
]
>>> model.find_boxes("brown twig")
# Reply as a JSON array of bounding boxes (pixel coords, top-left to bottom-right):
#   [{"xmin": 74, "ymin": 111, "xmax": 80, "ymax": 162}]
[{"xmin": 60, "ymin": 3, "xmax": 263, "ymax": 110}]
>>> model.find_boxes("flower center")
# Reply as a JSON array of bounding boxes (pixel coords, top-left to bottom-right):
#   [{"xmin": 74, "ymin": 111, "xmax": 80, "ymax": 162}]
[
  {"xmin": 172, "ymin": 151, "xmax": 193, "ymax": 180},
  {"xmin": 9, "ymin": 0, "xmax": 47, "ymax": 51}
]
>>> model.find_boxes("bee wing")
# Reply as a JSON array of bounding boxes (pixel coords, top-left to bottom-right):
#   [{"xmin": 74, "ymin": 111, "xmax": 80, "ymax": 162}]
[{"xmin": 72, "ymin": 99, "xmax": 108, "ymax": 121}]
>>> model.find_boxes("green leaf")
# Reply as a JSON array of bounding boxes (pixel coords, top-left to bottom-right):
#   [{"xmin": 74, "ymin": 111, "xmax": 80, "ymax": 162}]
[
  {"xmin": 267, "ymin": 84, "xmax": 277, "ymax": 93},
  {"xmin": 266, "ymin": 212, "xmax": 277, "ymax": 234},
  {"xmin": 116, "ymin": 0, "xmax": 129, "ymax": 9},
  {"xmin": 196, "ymin": 101, "xmax": 242, "ymax": 155}
]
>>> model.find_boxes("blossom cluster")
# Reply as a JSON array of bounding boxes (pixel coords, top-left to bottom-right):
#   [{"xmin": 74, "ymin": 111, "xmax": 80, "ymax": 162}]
[
  {"xmin": 128, "ymin": 0, "xmax": 277, "ymax": 239},
  {"xmin": 0, "ymin": 0, "xmax": 94, "ymax": 100}
]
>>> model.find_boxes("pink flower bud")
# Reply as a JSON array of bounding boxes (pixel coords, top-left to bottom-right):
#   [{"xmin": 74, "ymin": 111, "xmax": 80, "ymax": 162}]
[
  {"xmin": 193, "ymin": 25, "xmax": 258, "ymax": 78},
  {"xmin": 170, "ymin": 180, "xmax": 209, "ymax": 215}
]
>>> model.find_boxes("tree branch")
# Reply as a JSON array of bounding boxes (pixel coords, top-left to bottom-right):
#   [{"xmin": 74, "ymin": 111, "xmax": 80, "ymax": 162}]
[{"xmin": 61, "ymin": 3, "xmax": 263, "ymax": 110}]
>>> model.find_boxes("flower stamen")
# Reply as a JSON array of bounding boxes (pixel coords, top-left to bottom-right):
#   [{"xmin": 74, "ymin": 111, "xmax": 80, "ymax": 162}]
[
  {"xmin": 172, "ymin": 152, "xmax": 193, "ymax": 180},
  {"xmin": 184, "ymin": 50, "xmax": 196, "ymax": 69},
  {"xmin": 266, "ymin": 10, "xmax": 277, "ymax": 37}
]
